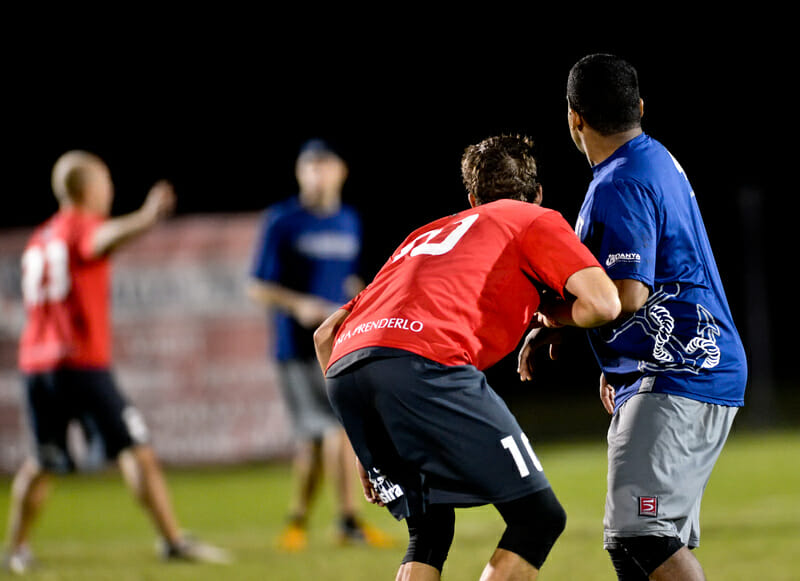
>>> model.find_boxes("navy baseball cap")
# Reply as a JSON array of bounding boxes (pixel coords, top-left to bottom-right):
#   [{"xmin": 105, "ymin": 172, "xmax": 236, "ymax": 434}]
[{"xmin": 297, "ymin": 138, "xmax": 343, "ymax": 162}]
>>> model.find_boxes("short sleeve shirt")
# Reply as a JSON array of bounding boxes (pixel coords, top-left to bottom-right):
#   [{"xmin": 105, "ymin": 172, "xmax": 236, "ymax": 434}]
[
  {"xmin": 575, "ymin": 134, "xmax": 747, "ymax": 409},
  {"xmin": 328, "ymin": 199, "xmax": 601, "ymax": 372},
  {"xmin": 19, "ymin": 209, "xmax": 111, "ymax": 372},
  {"xmin": 250, "ymin": 196, "xmax": 362, "ymax": 360}
]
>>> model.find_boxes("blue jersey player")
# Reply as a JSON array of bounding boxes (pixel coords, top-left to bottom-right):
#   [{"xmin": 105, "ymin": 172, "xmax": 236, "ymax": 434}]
[
  {"xmin": 520, "ymin": 54, "xmax": 746, "ymax": 580},
  {"xmin": 248, "ymin": 138, "xmax": 393, "ymax": 551}
]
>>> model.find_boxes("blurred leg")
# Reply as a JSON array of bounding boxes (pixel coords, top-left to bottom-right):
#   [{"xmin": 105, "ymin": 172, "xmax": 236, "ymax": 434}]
[
  {"xmin": 324, "ymin": 427, "xmax": 357, "ymax": 517},
  {"xmin": 118, "ymin": 445, "xmax": 181, "ymax": 544},
  {"xmin": 5, "ymin": 458, "xmax": 51, "ymax": 553}
]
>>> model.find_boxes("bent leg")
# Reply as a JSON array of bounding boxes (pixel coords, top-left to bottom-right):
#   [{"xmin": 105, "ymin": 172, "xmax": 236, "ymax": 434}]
[
  {"xmin": 650, "ymin": 546, "xmax": 705, "ymax": 580},
  {"xmin": 480, "ymin": 548, "xmax": 539, "ymax": 581},
  {"xmin": 491, "ymin": 487, "xmax": 567, "ymax": 577},
  {"xmin": 608, "ymin": 535, "xmax": 703, "ymax": 581},
  {"xmin": 397, "ymin": 504, "xmax": 455, "ymax": 579}
]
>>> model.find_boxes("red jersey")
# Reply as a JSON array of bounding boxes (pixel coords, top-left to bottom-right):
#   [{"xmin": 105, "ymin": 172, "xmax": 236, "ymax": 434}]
[
  {"xmin": 328, "ymin": 199, "xmax": 601, "ymax": 371},
  {"xmin": 18, "ymin": 209, "xmax": 111, "ymax": 372}
]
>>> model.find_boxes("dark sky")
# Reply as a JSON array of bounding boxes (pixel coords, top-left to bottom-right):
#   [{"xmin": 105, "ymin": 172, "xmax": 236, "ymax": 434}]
[{"xmin": 5, "ymin": 24, "xmax": 793, "ymax": 384}]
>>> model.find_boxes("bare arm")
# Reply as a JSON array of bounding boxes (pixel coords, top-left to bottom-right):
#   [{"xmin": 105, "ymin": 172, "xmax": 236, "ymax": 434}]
[
  {"xmin": 91, "ymin": 180, "xmax": 175, "ymax": 257},
  {"xmin": 518, "ymin": 266, "xmax": 621, "ymax": 382},
  {"xmin": 313, "ymin": 308, "xmax": 350, "ymax": 373},
  {"xmin": 541, "ymin": 266, "xmax": 622, "ymax": 328},
  {"xmin": 614, "ymin": 278, "xmax": 650, "ymax": 315},
  {"xmin": 246, "ymin": 279, "xmax": 341, "ymax": 329}
]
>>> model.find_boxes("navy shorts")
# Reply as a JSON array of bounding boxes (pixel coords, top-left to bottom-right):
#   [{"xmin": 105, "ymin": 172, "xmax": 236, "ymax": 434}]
[
  {"xmin": 24, "ymin": 368, "xmax": 149, "ymax": 473},
  {"xmin": 326, "ymin": 348, "xmax": 550, "ymax": 520}
]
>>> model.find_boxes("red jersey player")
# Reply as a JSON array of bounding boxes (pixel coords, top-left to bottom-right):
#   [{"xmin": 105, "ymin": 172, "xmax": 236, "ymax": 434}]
[
  {"xmin": 313, "ymin": 135, "xmax": 621, "ymax": 581},
  {"xmin": 5, "ymin": 150, "xmax": 230, "ymax": 573}
]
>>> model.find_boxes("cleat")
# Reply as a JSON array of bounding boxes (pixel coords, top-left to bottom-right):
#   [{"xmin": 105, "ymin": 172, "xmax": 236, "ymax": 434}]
[
  {"xmin": 160, "ymin": 535, "xmax": 232, "ymax": 565},
  {"xmin": 338, "ymin": 519, "xmax": 396, "ymax": 548},
  {"xmin": 276, "ymin": 523, "xmax": 308, "ymax": 552},
  {"xmin": 4, "ymin": 545, "xmax": 35, "ymax": 575}
]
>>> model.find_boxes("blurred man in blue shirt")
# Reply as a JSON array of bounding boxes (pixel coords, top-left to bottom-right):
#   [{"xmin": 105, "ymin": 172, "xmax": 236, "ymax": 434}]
[{"xmin": 249, "ymin": 139, "xmax": 392, "ymax": 551}]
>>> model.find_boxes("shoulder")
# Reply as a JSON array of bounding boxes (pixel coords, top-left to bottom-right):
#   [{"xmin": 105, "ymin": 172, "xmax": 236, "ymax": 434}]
[{"xmin": 260, "ymin": 197, "xmax": 302, "ymax": 228}]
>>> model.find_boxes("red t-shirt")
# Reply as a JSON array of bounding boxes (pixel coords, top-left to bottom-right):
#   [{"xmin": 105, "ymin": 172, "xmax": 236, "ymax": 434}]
[
  {"xmin": 18, "ymin": 209, "xmax": 111, "ymax": 372},
  {"xmin": 328, "ymin": 199, "xmax": 601, "ymax": 371}
]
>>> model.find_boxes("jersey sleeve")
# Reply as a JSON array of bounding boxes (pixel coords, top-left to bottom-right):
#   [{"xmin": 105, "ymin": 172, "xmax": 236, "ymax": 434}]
[
  {"xmin": 522, "ymin": 210, "xmax": 601, "ymax": 298},
  {"xmin": 249, "ymin": 210, "xmax": 284, "ymax": 282},
  {"xmin": 592, "ymin": 179, "xmax": 657, "ymax": 286},
  {"xmin": 74, "ymin": 214, "xmax": 103, "ymax": 262}
]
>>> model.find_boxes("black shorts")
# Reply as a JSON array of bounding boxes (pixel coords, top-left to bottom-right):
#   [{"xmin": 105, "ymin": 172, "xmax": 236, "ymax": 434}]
[
  {"xmin": 24, "ymin": 368, "xmax": 149, "ymax": 473},
  {"xmin": 326, "ymin": 348, "xmax": 550, "ymax": 520}
]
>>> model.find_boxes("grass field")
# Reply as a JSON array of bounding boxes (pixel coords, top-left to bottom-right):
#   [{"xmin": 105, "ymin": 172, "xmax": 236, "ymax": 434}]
[{"xmin": 1, "ymin": 428, "xmax": 798, "ymax": 580}]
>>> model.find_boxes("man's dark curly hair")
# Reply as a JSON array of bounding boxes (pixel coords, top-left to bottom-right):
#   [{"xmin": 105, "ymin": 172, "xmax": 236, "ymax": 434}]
[
  {"xmin": 567, "ymin": 53, "xmax": 641, "ymax": 136},
  {"xmin": 461, "ymin": 135, "xmax": 540, "ymax": 205}
]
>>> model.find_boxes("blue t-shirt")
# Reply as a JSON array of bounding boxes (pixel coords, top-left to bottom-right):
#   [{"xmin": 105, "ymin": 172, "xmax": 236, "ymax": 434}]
[
  {"xmin": 250, "ymin": 196, "xmax": 362, "ymax": 360},
  {"xmin": 575, "ymin": 134, "xmax": 746, "ymax": 410}
]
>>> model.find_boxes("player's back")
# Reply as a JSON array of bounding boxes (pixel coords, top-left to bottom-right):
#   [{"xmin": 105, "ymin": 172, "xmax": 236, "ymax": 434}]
[
  {"xmin": 19, "ymin": 209, "xmax": 111, "ymax": 373},
  {"xmin": 329, "ymin": 199, "xmax": 598, "ymax": 371}
]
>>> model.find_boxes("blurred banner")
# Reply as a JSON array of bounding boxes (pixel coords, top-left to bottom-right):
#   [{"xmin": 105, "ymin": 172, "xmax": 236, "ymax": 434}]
[{"xmin": 0, "ymin": 213, "xmax": 293, "ymax": 474}]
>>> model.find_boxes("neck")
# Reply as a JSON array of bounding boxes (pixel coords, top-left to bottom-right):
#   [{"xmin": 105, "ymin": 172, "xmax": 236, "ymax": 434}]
[
  {"xmin": 300, "ymin": 191, "xmax": 340, "ymax": 216},
  {"xmin": 582, "ymin": 128, "xmax": 642, "ymax": 166}
]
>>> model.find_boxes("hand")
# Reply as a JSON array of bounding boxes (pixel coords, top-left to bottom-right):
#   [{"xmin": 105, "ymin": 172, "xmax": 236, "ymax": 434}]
[
  {"xmin": 293, "ymin": 297, "xmax": 339, "ymax": 329},
  {"xmin": 599, "ymin": 373, "xmax": 615, "ymax": 415},
  {"xmin": 533, "ymin": 309, "xmax": 564, "ymax": 329},
  {"xmin": 517, "ymin": 325, "xmax": 563, "ymax": 382},
  {"xmin": 357, "ymin": 459, "xmax": 384, "ymax": 506},
  {"xmin": 141, "ymin": 180, "xmax": 176, "ymax": 223}
]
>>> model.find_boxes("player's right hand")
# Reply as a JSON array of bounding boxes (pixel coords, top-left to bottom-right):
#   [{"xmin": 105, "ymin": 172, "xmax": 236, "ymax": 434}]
[{"xmin": 357, "ymin": 459, "xmax": 384, "ymax": 506}]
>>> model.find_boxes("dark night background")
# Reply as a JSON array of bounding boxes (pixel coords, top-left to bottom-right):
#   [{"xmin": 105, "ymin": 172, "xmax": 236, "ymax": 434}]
[{"xmin": 4, "ymin": 19, "xmax": 795, "ymax": 433}]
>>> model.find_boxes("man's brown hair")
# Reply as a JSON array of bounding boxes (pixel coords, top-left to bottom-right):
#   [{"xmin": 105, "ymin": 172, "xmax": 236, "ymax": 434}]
[{"xmin": 461, "ymin": 135, "xmax": 540, "ymax": 205}]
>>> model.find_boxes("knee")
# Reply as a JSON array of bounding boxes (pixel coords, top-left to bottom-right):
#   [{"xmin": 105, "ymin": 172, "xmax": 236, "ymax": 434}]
[
  {"xmin": 402, "ymin": 505, "xmax": 456, "ymax": 572},
  {"xmin": 495, "ymin": 487, "xmax": 567, "ymax": 570},
  {"xmin": 607, "ymin": 535, "xmax": 684, "ymax": 578}
]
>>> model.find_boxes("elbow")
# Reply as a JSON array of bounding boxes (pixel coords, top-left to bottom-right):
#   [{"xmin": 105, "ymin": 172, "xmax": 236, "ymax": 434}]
[
  {"xmin": 312, "ymin": 324, "xmax": 329, "ymax": 351},
  {"xmin": 595, "ymin": 294, "xmax": 622, "ymax": 326},
  {"xmin": 578, "ymin": 293, "xmax": 622, "ymax": 328}
]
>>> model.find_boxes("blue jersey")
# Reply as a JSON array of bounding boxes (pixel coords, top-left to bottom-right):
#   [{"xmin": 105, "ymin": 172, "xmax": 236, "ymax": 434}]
[
  {"xmin": 251, "ymin": 196, "xmax": 361, "ymax": 360},
  {"xmin": 575, "ymin": 134, "xmax": 746, "ymax": 410}
]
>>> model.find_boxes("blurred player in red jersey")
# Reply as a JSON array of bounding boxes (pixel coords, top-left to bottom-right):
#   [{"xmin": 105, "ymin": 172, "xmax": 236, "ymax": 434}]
[
  {"xmin": 4, "ymin": 151, "xmax": 230, "ymax": 574},
  {"xmin": 314, "ymin": 135, "xmax": 622, "ymax": 580}
]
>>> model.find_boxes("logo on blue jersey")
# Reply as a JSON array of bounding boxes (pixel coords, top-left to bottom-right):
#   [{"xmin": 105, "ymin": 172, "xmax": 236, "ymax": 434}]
[
  {"xmin": 606, "ymin": 282, "xmax": 721, "ymax": 374},
  {"xmin": 605, "ymin": 252, "xmax": 641, "ymax": 269}
]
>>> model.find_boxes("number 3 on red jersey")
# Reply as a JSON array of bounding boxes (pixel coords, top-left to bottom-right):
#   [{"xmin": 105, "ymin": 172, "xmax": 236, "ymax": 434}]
[{"xmin": 21, "ymin": 239, "xmax": 71, "ymax": 306}]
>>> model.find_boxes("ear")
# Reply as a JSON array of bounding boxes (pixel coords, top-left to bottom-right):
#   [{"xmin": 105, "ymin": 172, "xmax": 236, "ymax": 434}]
[
  {"xmin": 532, "ymin": 184, "xmax": 543, "ymax": 206},
  {"xmin": 568, "ymin": 107, "xmax": 584, "ymax": 132},
  {"xmin": 468, "ymin": 193, "xmax": 479, "ymax": 208},
  {"xmin": 639, "ymin": 98, "xmax": 644, "ymax": 119}
]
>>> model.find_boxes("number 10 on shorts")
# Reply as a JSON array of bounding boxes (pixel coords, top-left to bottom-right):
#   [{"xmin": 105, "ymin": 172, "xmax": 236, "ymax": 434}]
[{"xmin": 501, "ymin": 433, "xmax": 543, "ymax": 477}]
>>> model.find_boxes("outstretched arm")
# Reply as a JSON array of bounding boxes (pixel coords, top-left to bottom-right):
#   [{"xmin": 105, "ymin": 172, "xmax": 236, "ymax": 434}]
[
  {"xmin": 313, "ymin": 308, "xmax": 350, "ymax": 374},
  {"xmin": 91, "ymin": 180, "xmax": 175, "ymax": 257}
]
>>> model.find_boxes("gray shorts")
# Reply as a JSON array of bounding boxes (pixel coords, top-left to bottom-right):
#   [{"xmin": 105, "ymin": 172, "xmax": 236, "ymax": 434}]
[
  {"xmin": 277, "ymin": 359, "xmax": 341, "ymax": 440},
  {"xmin": 604, "ymin": 392, "xmax": 737, "ymax": 549}
]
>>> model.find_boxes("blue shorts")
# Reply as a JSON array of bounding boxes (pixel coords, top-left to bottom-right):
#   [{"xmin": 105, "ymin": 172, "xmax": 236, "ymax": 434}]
[
  {"xmin": 24, "ymin": 368, "xmax": 149, "ymax": 473},
  {"xmin": 326, "ymin": 348, "xmax": 550, "ymax": 520}
]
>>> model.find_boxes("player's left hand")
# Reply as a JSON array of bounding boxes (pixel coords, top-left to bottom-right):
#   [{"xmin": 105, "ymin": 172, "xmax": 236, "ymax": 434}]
[{"xmin": 517, "ymin": 326, "xmax": 563, "ymax": 382}]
